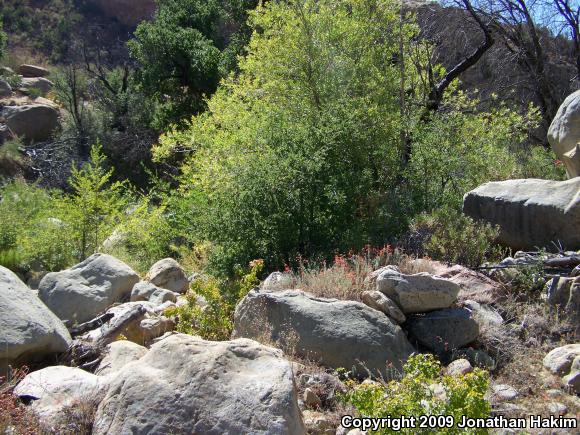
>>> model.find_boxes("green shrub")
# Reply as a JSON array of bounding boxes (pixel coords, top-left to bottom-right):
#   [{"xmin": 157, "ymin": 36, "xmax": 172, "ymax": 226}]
[
  {"xmin": 410, "ymin": 208, "xmax": 500, "ymax": 267},
  {"xmin": 341, "ymin": 354, "xmax": 491, "ymax": 435},
  {"xmin": 164, "ymin": 259, "xmax": 263, "ymax": 340}
]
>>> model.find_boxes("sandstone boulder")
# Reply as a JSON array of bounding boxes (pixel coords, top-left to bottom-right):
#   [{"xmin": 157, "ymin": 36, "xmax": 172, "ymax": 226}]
[
  {"xmin": 14, "ymin": 366, "xmax": 105, "ymax": 426},
  {"xmin": 407, "ymin": 307, "xmax": 479, "ymax": 354},
  {"xmin": 548, "ymin": 89, "xmax": 580, "ymax": 178},
  {"xmin": 18, "ymin": 64, "xmax": 50, "ymax": 78},
  {"xmin": 38, "ymin": 254, "xmax": 140, "ymax": 324},
  {"xmin": 4, "ymin": 103, "xmax": 60, "ymax": 143},
  {"xmin": 463, "ymin": 178, "xmax": 580, "ymax": 250},
  {"xmin": 93, "ymin": 334, "xmax": 306, "ymax": 434},
  {"xmin": 360, "ymin": 290, "xmax": 406, "ymax": 323},
  {"xmin": 372, "ymin": 266, "xmax": 459, "ymax": 314},
  {"xmin": 95, "ymin": 341, "xmax": 147, "ymax": 376},
  {"xmin": 0, "ymin": 266, "xmax": 72, "ymax": 373},
  {"xmin": 233, "ymin": 289, "xmax": 415, "ymax": 376},
  {"xmin": 146, "ymin": 258, "xmax": 189, "ymax": 294}
]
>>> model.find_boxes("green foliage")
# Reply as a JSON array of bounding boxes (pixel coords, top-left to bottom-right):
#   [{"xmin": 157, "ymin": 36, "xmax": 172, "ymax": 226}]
[
  {"xmin": 128, "ymin": 0, "xmax": 258, "ymax": 129},
  {"xmin": 341, "ymin": 354, "xmax": 491, "ymax": 434},
  {"xmin": 164, "ymin": 259, "xmax": 263, "ymax": 339},
  {"xmin": 410, "ymin": 207, "xmax": 500, "ymax": 268},
  {"xmin": 0, "ymin": 20, "xmax": 6, "ymax": 60},
  {"xmin": 58, "ymin": 144, "xmax": 127, "ymax": 261}
]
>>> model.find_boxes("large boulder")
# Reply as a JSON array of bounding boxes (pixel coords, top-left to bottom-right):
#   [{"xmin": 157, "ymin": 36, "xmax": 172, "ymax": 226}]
[
  {"xmin": 371, "ymin": 266, "xmax": 459, "ymax": 314},
  {"xmin": 360, "ymin": 290, "xmax": 406, "ymax": 324},
  {"xmin": 88, "ymin": 0, "xmax": 156, "ymax": 27},
  {"xmin": 20, "ymin": 77, "xmax": 53, "ymax": 96},
  {"xmin": 38, "ymin": 254, "xmax": 140, "ymax": 324},
  {"xmin": 463, "ymin": 178, "xmax": 580, "ymax": 250},
  {"xmin": 0, "ymin": 266, "xmax": 72, "ymax": 373},
  {"xmin": 3, "ymin": 103, "xmax": 60, "ymax": 143},
  {"xmin": 93, "ymin": 334, "xmax": 306, "ymax": 434},
  {"xmin": 0, "ymin": 79, "xmax": 11, "ymax": 97},
  {"xmin": 233, "ymin": 289, "xmax": 415, "ymax": 376},
  {"xmin": 543, "ymin": 344, "xmax": 580, "ymax": 376},
  {"xmin": 406, "ymin": 307, "xmax": 479, "ymax": 354},
  {"xmin": 146, "ymin": 258, "xmax": 189, "ymax": 294},
  {"xmin": 130, "ymin": 280, "xmax": 178, "ymax": 305},
  {"xmin": 95, "ymin": 341, "xmax": 147, "ymax": 376},
  {"xmin": 413, "ymin": 259, "xmax": 504, "ymax": 303},
  {"xmin": 14, "ymin": 366, "xmax": 105, "ymax": 426},
  {"xmin": 18, "ymin": 64, "xmax": 50, "ymax": 78},
  {"xmin": 548, "ymin": 89, "xmax": 580, "ymax": 178}
]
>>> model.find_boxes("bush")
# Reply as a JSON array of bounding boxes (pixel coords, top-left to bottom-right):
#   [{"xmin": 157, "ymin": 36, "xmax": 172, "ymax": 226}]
[
  {"xmin": 164, "ymin": 259, "xmax": 263, "ymax": 340},
  {"xmin": 410, "ymin": 208, "xmax": 500, "ymax": 267},
  {"xmin": 341, "ymin": 354, "xmax": 491, "ymax": 435}
]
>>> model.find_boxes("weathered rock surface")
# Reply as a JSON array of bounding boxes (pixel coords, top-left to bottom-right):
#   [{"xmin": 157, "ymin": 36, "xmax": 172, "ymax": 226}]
[
  {"xmin": 14, "ymin": 366, "xmax": 104, "ymax": 425},
  {"xmin": 461, "ymin": 300, "xmax": 503, "ymax": 327},
  {"xmin": 262, "ymin": 271, "xmax": 294, "ymax": 291},
  {"xmin": 407, "ymin": 308, "xmax": 479, "ymax": 354},
  {"xmin": 18, "ymin": 64, "xmax": 50, "ymax": 78},
  {"xmin": 20, "ymin": 77, "xmax": 53, "ymax": 96},
  {"xmin": 463, "ymin": 178, "xmax": 580, "ymax": 250},
  {"xmin": 0, "ymin": 266, "xmax": 72, "ymax": 373},
  {"xmin": 130, "ymin": 280, "xmax": 178, "ymax": 304},
  {"xmin": 361, "ymin": 290, "xmax": 406, "ymax": 323},
  {"xmin": 3, "ymin": 103, "xmax": 60, "ymax": 143},
  {"xmin": 0, "ymin": 79, "xmax": 11, "ymax": 97},
  {"xmin": 38, "ymin": 254, "xmax": 140, "ymax": 324},
  {"xmin": 146, "ymin": 258, "xmax": 189, "ymax": 294},
  {"xmin": 543, "ymin": 344, "xmax": 580, "ymax": 376},
  {"xmin": 233, "ymin": 289, "xmax": 415, "ymax": 376},
  {"xmin": 95, "ymin": 341, "xmax": 148, "ymax": 376},
  {"xmin": 548, "ymin": 89, "xmax": 580, "ymax": 178},
  {"xmin": 93, "ymin": 334, "xmax": 306, "ymax": 434},
  {"xmin": 89, "ymin": 0, "xmax": 156, "ymax": 27},
  {"xmin": 414, "ymin": 259, "xmax": 504, "ymax": 303},
  {"xmin": 446, "ymin": 358, "xmax": 473, "ymax": 376},
  {"xmin": 544, "ymin": 276, "xmax": 579, "ymax": 322},
  {"xmin": 563, "ymin": 355, "xmax": 580, "ymax": 394},
  {"xmin": 372, "ymin": 266, "xmax": 460, "ymax": 314}
]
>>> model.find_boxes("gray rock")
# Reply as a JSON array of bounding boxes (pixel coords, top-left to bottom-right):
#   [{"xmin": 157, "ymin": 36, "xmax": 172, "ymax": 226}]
[
  {"xmin": 446, "ymin": 358, "xmax": 473, "ymax": 376},
  {"xmin": 93, "ymin": 334, "xmax": 306, "ymax": 434},
  {"xmin": 20, "ymin": 77, "xmax": 53, "ymax": 96},
  {"xmin": 303, "ymin": 388, "xmax": 322, "ymax": 409},
  {"xmin": 146, "ymin": 258, "xmax": 189, "ymax": 294},
  {"xmin": 0, "ymin": 266, "xmax": 72, "ymax": 373},
  {"xmin": 548, "ymin": 89, "xmax": 580, "ymax": 178},
  {"xmin": 131, "ymin": 281, "xmax": 178, "ymax": 305},
  {"xmin": 0, "ymin": 79, "xmax": 11, "ymax": 97},
  {"xmin": 38, "ymin": 253, "xmax": 140, "ymax": 324},
  {"xmin": 487, "ymin": 384, "xmax": 519, "ymax": 402},
  {"xmin": 407, "ymin": 308, "xmax": 479, "ymax": 354},
  {"xmin": 373, "ymin": 266, "xmax": 459, "ymax": 314},
  {"xmin": 233, "ymin": 289, "xmax": 415, "ymax": 377},
  {"xmin": 95, "ymin": 341, "xmax": 148, "ymax": 376},
  {"xmin": 14, "ymin": 366, "xmax": 105, "ymax": 426},
  {"xmin": 18, "ymin": 64, "xmax": 50, "ymax": 77},
  {"xmin": 262, "ymin": 272, "xmax": 293, "ymax": 291},
  {"xmin": 543, "ymin": 344, "xmax": 580, "ymax": 376},
  {"xmin": 463, "ymin": 178, "xmax": 580, "ymax": 250},
  {"xmin": 361, "ymin": 290, "xmax": 406, "ymax": 323},
  {"xmin": 139, "ymin": 316, "xmax": 176, "ymax": 344},
  {"xmin": 4, "ymin": 103, "xmax": 60, "ymax": 143},
  {"xmin": 544, "ymin": 277, "xmax": 579, "ymax": 322}
]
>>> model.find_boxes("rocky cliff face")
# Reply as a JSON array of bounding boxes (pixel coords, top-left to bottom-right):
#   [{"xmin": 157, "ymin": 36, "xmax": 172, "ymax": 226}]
[{"xmin": 89, "ymin": 0, "xmax": 156, "ymax": 27}]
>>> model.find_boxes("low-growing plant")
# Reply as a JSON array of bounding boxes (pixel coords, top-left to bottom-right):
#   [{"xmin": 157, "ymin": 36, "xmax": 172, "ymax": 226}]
[
  {"xmin": 165, "ymin": 260, "xmax": 264, "ymax": 340},
  {"xmin": 410, "ymin": 208, "xmax": 501, "ymax": 268},
  {"xmin": 341, "ymin": 354, "xmax": 491, "ymax": 434}
]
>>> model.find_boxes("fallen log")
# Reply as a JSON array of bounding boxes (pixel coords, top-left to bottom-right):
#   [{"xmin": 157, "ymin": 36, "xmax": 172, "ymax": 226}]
[{"xmin": 70, "ymin": 312, "xmax": 114, "ymax": 337}]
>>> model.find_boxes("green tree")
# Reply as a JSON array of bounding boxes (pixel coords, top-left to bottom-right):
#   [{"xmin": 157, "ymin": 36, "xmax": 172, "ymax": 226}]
[
  {"xmin": 128, "ymin": 0, "xmax": 258, "ymax": 130},
  {"xmin": 60, "ymin": 144, "xmax": 127, "ymax": 261}
]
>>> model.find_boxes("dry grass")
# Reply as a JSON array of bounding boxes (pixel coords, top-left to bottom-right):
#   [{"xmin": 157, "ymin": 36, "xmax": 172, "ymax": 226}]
[{"xmin": 0, "ymin": 366, "xmax": 44, "ymax": 435}]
